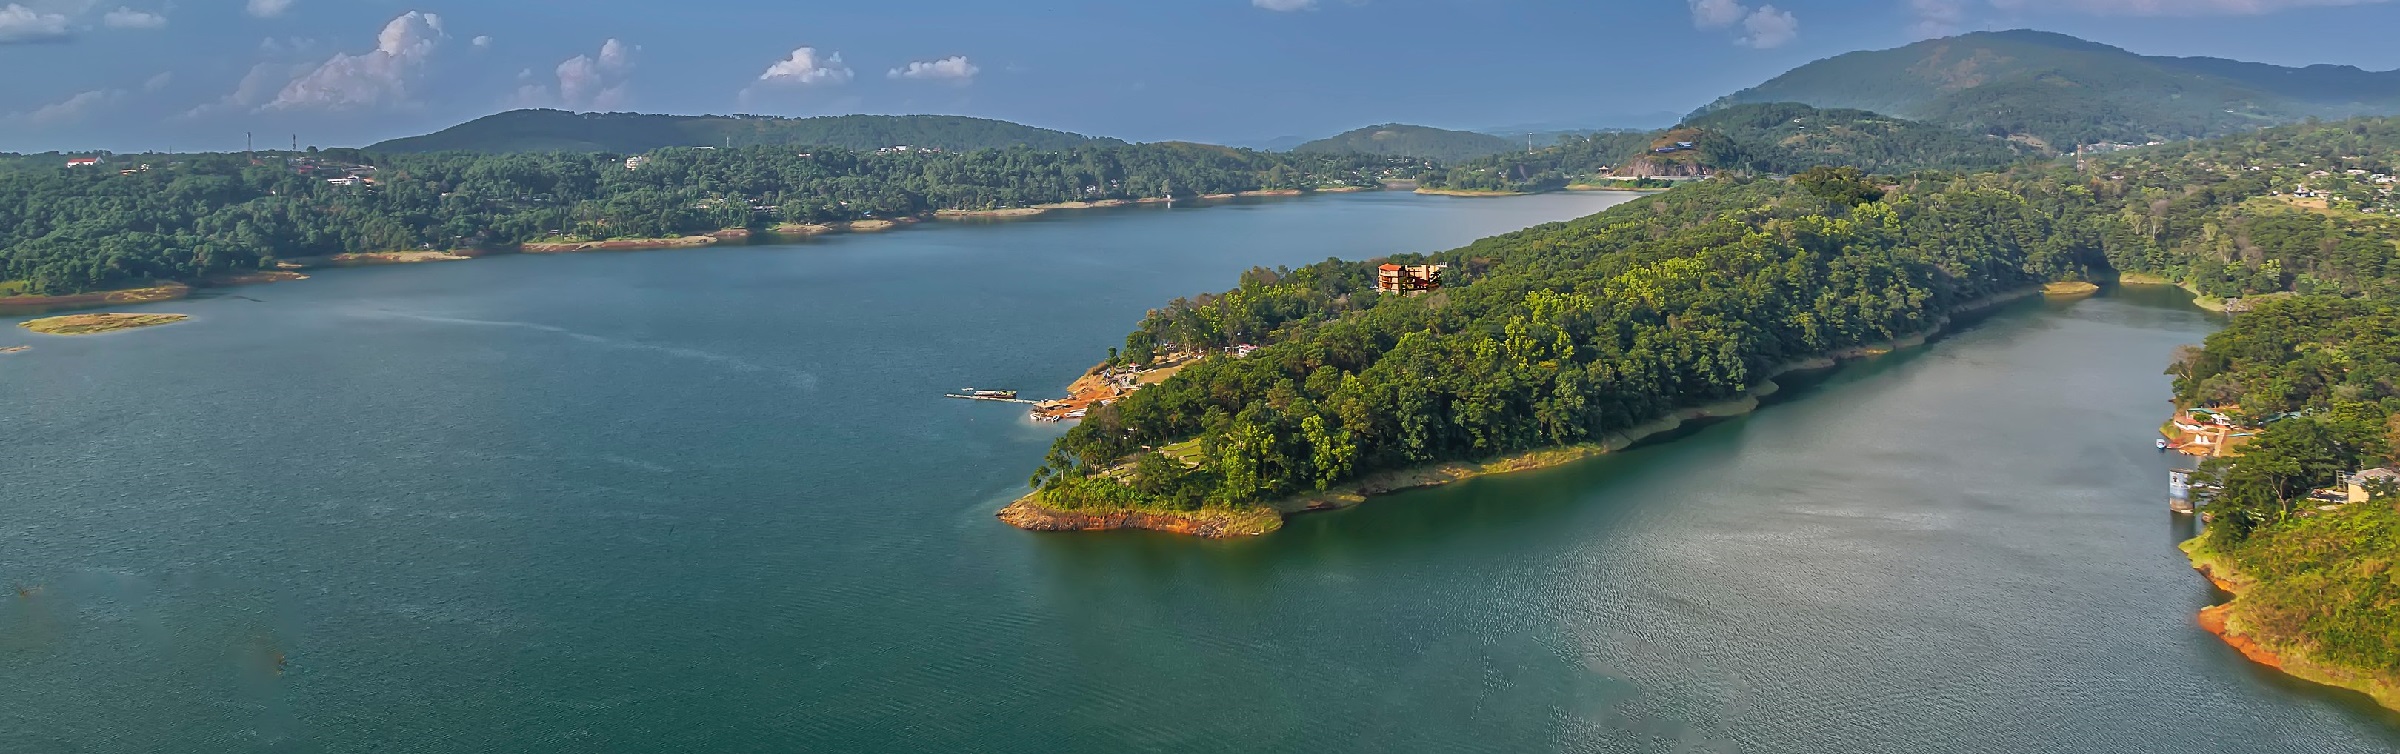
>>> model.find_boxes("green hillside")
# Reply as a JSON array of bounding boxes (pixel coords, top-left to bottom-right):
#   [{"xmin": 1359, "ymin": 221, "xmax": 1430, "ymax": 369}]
[
  {"xmin": 367, "ymin": 109, "xmax": 1116, "ymax": 154},
  {"xmin": 1700, "ymin": 30, "xmax": 2400, "ymax": 148},
  {"xmin": 1423, "ymin": 103, "xmax": 2032, "ymax": 192},
  {"xmin": 1682, "ymin": 102, "xmax": 2035, "ymax": 174},
  {"xmin": 1291, "ymin": 124, "xmax": 1518, "ymax": 163}
]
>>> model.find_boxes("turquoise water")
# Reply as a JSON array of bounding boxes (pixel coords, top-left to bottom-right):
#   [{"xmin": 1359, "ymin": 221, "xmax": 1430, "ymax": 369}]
[{"xmin": 3, "ymin": 193, "xmax": 2395, "ymax": 752}]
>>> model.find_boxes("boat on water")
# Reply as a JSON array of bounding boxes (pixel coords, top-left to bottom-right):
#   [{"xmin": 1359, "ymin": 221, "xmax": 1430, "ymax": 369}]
[{"xmin": 959, "ymin": 388, "xmax": 1018, "ymax": 399}]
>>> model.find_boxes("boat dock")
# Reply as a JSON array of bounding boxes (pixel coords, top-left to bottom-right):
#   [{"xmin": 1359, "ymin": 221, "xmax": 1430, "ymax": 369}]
[
  {"xmin": 945, "ymin": 394, "xmax": 1039, "ymax": 404},
  {"xmin": 945, "ymin": 388, "xmax": 1039, "ymax": 404}
]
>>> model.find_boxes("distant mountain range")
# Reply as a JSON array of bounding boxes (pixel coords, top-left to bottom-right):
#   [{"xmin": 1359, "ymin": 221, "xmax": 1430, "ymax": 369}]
[
  {"xmin": 1290, "ymin": 124, "xmax": 1520, "ymax": 163},
  {"xmin": 360, "ymin": 31, "xmax": 2400, "ymax": 164},
  {"xmin": 1700, "ymin": 29, "xmax": 2400, "ymax": 148},
  {"xmin": 366, "ymin": 110, "xmax": 1116, "ymax": 154}
]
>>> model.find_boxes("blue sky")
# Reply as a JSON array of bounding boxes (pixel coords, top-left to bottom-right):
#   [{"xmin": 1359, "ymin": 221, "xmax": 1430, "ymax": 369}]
[{"xmin": 2, "ymin": 0, "xmax": 2398, "ymax": 153}]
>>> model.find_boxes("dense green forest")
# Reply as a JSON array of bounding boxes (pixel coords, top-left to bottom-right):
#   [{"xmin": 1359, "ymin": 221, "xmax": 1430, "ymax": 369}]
[
  {"xmin": 1421, "ymin": 104, "xmax": 2036, "ymax": 192},
  {"xmin": 365, "ymin": 110, "xmax": 1116, "ymax": 154},
  {"xmin": 1025, "ymin": 116, "xmax": 2400, "ymax": 520},
  {"xmin": 0, "ymin": 144, "xmax": 1417, "ymax": 295},
  {"xmin": 1292, "ymin": 124, "xmax": 1520, "ymax": 163},
  {"xmin": 1028, "ymin": 168, "xmax": 2099, "ymax": 513},
  {"xmin": 2172, "ymin": 296, "xmax": 2400, "ymax": 699},
  {"xmin": 1700, "ymin": 30, "xmax": 2400, "ymax": 148}
]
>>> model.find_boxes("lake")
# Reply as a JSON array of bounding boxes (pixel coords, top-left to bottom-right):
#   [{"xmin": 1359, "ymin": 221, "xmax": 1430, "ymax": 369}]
[{"xmin": 4, "ymin": 191, "xmax": 2396, "ymax": 752}]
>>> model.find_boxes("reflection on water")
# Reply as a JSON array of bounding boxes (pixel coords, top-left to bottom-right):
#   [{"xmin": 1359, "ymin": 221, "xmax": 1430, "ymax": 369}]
[{"xmin": 5, "ymin": 199, "xmax": 2397, "ymax": 752}]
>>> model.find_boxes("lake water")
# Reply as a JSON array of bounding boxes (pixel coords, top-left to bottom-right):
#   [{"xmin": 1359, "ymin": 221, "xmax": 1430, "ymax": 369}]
[{"xmin": 4, "ymin": 192, "xmax": 2396, "ymax": 752}]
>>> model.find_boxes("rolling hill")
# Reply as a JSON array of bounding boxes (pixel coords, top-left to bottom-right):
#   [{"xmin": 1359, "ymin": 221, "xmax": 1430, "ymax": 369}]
[
  {"xmin": 1291, "ymin": 124, "xmax": 1519, "ymax": 163},
  {"xmin": 1676, "ymin": 102, "xmax": 2035, "ymax": 175},
  {"xmin": 1699, "ymin": 30, "xmax": 2400, "ymax": 148},
  {"xmin": 367, "ymin": 109, "xmax": 1116, "ymax": 154},
  {"xmin": 1423, "ymin": 103, "xmax": 2035, "ymax": 190}
]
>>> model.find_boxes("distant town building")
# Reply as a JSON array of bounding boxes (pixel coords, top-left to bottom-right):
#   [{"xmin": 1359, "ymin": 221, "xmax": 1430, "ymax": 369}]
[
  {"xmin": 66, "ymin": 157, "xmax": 101, "ymax": 167},
  {"xmin": 1376, "ymin": 263, "xmax": 1447, "ymax": 294},
  {"xmin": 2347, "ymin": 468, "xmax": 2399, "ymax": 503},
  {"xmin": 625, "ymin": 155, "xmax": 650, "ymax": 171}
]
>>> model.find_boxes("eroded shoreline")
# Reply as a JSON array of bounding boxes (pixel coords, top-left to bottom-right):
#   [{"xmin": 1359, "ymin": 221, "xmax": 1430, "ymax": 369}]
[{"xmin": 2183, "ymin": 542, "xmax": 2400, "ymax": 713}]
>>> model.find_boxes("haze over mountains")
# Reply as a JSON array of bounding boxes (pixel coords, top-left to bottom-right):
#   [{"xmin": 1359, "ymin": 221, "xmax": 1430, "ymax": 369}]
[
  {"xmin": 324, "ymin": 30, "xmax": 2400, "ymax": 166},
  {"xmin": 1291, "ymin": 125, "xmax": 1520, "ymax": 163},
  {"xmin": 367, "ymin": 110, "xmax": 1115, "ymax": 155},
  {"xmin": 1702, "ymin": 30, "xmax": 2400, "ymax": 148}
]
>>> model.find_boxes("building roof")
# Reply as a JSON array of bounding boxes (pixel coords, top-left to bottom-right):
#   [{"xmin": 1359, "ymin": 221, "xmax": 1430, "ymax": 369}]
[{"xmin": 1378, "ymin": 264, "xmax": 1402, "ymax": 271}]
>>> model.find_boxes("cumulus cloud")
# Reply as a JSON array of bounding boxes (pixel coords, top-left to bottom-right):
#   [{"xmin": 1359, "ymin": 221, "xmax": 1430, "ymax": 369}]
[
  {"xmin": 102, "ymin": 6, "xmax": 164, "ymax": 29},
  {"xmin": 180, "ymin": 62, "xmax": 297, "ymax": 119},
  {"xmin": 18, "ymin": 89, "xmax": 118, "ymax": 126},
  {"xmin": 756, "ymin": 46, "xmax": 852, "ymax": 86},
  {"xmin": 1253, "ymin": 0, "xmax": 1316, "ymax": 9},
  {"xmin": 264, "ymin": 10, "xmax": 445, "ymax": 111},
  {"xmin": 142, "ymin": 70, "xmax": 171, "ymax": 92},
  {"xmin": 470, "ymin": 34, "xmax": 490, "ymax": 48},
  {"xmin": 0, "ymin": 3, "xmax": 71, "ymax": 43},
  {"xmin": 1738, "ymin": 5, "xmax": 1799, "ymax": 48},
  {"xmin": 888, "ymin": 55, "xmax": 978, "ymax": 84},
  {"xmin": 1688, "ymin": 0, "xmax": 1747, "ymax": 27},
  {"xmin": 247, "ymin": 0, "xmax": 293, "ymax": 19},
  {"xmin": 537, "ymin": 38, "xmax": 635, "ymax": 109},
  {"xmin": 1687, "ymin": 0, "xmax": 1799, "ymax": 48}
]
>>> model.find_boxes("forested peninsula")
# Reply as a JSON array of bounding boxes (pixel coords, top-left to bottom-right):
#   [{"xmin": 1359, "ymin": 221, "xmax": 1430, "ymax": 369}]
[
  {"xmin": 1004, "ymin": 115, "xmax": 2400, "ymax": 708},
  {"xmin": 0, "ymin": 143, "xmax": 1421, "ymax": 298},
  {"xmin": 1008, "ymin": 117, "xmax": 2400, "ymax": 534}
]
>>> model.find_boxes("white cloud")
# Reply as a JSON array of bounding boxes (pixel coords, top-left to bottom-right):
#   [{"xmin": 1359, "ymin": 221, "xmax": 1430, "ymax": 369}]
[
  {"xmin": 1253, "ymin": 0, "xmax": 1316, "ymax": 9},
  {"xmin": 0, "ymin": 3, "xmax": 70, "ymax": 43},
  {"xmin": 1689, "ymin": 0, "xmax": 1747, "ymax": 27},
  {"xmin": 1688, "ymin": 0, "xmax": 1799, "ymax": 48},
  {"xmin": 553, "ymin": 38, "xmax": 634, "ymax": 109},
  {"xmin": 142, "ymin": 70, "xmax": 171, "ymax": 92},
  {"xmin": 756, "ymin": 47, "xmax": 852, "ymax": 86},
  {"xmin": 102, "ymin": 6, "xmax": 164, "ymax": 29},
  {"xmin": 470, "ymin": 34, "xmax": 490, "ymax": 48},
  {"xmin": 246, "ymin": 0, "xmax": 293, "ymax": 19},
  {"xmin": 1738, "ymin": 5, "xmax": 1799, "ymax": 48},
  {"xmin": 264, "ymin": 10, "xmax": 445, "ymax": 112},
  {"xmin": 18, "ymin": 89, "xmax": 120, "ymax": 126},
  {"xmin": 181, "ymin": 62, "xmax": 298, "ymax": 119},
  {"xmin": 888, "ymin": 55, "xmax": 978, "ymax": 83}
]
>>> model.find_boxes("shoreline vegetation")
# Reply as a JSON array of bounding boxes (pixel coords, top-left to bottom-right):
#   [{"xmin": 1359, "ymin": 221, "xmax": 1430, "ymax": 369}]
[
  {"xmin": 1413, "ymin": 187, "xmax": 1526, "ymax": 197},
  {"xmin": 18, "ymin": 312, "xmax": 189, "ymax": 335},
  {"xmin": 1, "ymin": 186, "xmax": 1488, "ymax": 315},
  {"xmin": 2159, "ymin": 295, "xmax": 2400, "ymax": 715},
  {"xmin": 999, "ymin": 286, "xmax": 2040, "ymax": 538},
  {"xmin": 2184, "ymin": 539, "xmax": 2400, "ymax": 713}
]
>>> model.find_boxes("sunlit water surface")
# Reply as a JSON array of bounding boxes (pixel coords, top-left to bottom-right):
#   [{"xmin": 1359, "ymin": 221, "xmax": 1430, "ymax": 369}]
[{"xmin": 4, "ymin": 192, "xmax": 2395, "ymax": 752}]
